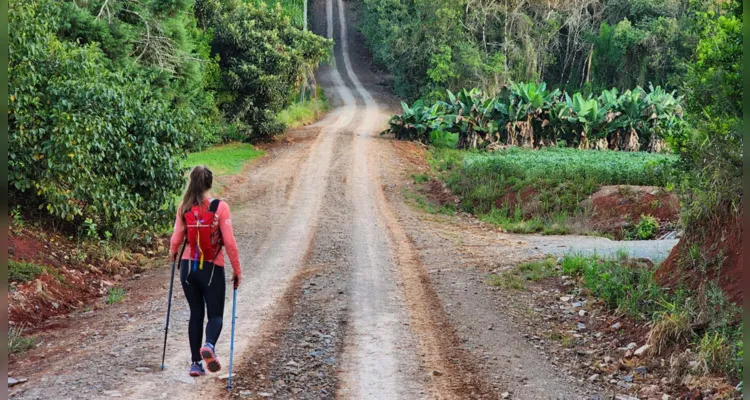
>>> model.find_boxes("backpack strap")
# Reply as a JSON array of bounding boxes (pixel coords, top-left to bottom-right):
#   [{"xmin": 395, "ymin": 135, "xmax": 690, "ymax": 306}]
[
  {"xmin": 209, "ymin": 199, "xmax": 223, "ymax": 261},
  {"xmin": 209, "ymin": 199, "xmax": 221, "ymax": 213}
]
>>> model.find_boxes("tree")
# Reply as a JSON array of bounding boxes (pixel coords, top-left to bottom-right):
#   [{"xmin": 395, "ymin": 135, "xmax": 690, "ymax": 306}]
[{"xmin": 196, "ymin": 0, "xmax": 331, "ymax": 140}]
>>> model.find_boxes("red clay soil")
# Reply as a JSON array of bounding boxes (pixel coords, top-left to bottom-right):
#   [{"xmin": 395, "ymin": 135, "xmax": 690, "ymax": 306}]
[
  {"xmin": 587, "ymin": 185, "xmax": 680, "ymax": 238},
  {"xmin": 495, "ymin": 187, "xmax": 540, "ymax": 214},
  {"xmin": 655, "ymin": 206, "xmax": 742, "ymax": 305},
  {"xmin": 8, "ymin": 226, "xmax": 154, "ymax": 332},
  {"xmin": 424, "ymin": 178, "xmax": 459, "ymax": 207}
]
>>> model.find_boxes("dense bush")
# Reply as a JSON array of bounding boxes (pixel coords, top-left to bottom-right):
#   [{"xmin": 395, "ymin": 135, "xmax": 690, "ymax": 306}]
[
  {"xmin": 385, "ymin": 83, "xmax": 684, "ymax": 151},
  {"xmin": 9, "ymin": 0, "xmax": 332, "ymax": 237},
  {"xmin": 9, "ymin": 0, "xmax": 191, "ymax": 236},
  {"xmin": 197, "ymin": 0, "xmax": 332, "ymax": 141}
]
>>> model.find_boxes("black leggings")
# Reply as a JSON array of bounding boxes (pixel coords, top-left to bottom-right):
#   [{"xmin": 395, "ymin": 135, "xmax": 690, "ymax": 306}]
[{"xmin": 180, "ymin": 260, "xmax": 226, "ymax": 362}]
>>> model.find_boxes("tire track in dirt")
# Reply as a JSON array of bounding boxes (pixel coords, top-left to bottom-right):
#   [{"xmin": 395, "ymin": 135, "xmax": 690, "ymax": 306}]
[{"xmin": 331, "ymin": 0, "xmax": 499, "ymax": 398}]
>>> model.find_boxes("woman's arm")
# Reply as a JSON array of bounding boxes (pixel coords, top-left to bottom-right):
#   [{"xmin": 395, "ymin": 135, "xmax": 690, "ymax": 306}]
[
  {"xmin": 169, "ymin": 212, "xmax": 186, "ymax": 260},
  {"xmin": 218, "ymin": 202, "xmax": 242, "ymax": 280}
]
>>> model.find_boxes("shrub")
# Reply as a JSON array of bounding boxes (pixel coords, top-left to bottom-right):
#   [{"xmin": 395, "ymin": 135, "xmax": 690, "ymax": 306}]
[
  {"xmin": 9, "ymin": 0, "xmax": 192, "ymax": 236},
  {"xmin": 628, "ymin": 214, "xmax": 660, "ymax": 240},
  {"xmin": 197, "ymin": 0, "xmax": 332, "ymax": 141}
]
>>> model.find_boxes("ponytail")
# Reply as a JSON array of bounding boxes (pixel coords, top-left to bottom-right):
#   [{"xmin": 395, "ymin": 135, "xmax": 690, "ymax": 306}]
[{"xmin": 178, "ymin": 166, "xmax": 213, "ymax": 221}]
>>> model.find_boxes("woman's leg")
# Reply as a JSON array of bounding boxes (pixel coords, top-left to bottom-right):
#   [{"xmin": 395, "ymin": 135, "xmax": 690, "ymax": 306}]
[
  {"xmin": 203, "ymin": 264, "xmax": 226, "ymax": 346},
  {"xmin": 180, "ymin": 261, "xmax": 205, "ymax": 362}
]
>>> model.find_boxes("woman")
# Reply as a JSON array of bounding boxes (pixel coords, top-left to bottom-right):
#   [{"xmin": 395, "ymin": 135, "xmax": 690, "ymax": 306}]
[{"xmin": 170, "ymin": 166, "xmax": 242, "ymax": 377}]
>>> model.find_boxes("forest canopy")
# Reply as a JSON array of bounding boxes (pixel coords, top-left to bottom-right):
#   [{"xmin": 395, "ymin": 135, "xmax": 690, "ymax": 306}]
[{"xmin": 359, "ymin": 0, "xmax": 727, "ymax": 101}]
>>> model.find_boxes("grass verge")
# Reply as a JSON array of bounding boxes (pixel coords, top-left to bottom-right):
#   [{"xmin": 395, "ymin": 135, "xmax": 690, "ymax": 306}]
[
  {"xmin": 183, "ymin": 143, "xmax": 265, "ymax": 176},
  {"xmin": 486, "ymin": 257, "xmax": 558, "ymax": 291},
  {"xmin": 277, "ymin": 90, "xmax": 329, "ymax": 129},
  {"xmin": 176, "ymin": 142, "xmax": 265, "ymax": 205}
]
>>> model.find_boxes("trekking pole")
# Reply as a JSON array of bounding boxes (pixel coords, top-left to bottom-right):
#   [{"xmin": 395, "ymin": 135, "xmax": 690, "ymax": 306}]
[
  {"xmin": 161, "ymin": 241, "xmax": 186, "ymax": 370},
  {"xmin": 227, "ymin": 286, "xmax": 238, "ymax": 391}
]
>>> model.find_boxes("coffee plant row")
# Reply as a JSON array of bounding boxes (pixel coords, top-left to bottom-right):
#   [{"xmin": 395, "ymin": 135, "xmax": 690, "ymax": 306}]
[{"xmin": 384, "ymin": 82, "xmax": 684, "ymax": 152}]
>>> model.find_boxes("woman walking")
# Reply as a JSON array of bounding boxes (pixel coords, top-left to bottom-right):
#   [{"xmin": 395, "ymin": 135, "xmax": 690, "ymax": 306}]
[{"xmin": 170, "ymin": 166, "xmax": 242, "ymax": 377}]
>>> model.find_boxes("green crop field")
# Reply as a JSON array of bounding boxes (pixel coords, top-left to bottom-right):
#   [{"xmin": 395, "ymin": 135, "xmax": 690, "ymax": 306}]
[{"xmin": 431, "ymin": 147, "xmax": 678, "ymax": 234}]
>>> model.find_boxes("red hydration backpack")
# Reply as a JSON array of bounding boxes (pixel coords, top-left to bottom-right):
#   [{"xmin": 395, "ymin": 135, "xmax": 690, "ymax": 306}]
[{"xmin": 184, "ymin": 199, "xmax": 223, "ymax": 270}]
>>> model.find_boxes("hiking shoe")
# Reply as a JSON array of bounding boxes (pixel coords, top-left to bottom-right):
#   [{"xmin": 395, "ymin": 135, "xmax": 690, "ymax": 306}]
[
  {"xmin": 188, "ymin": 361, "xmax": 206, "ymax": 377},
  {"xmin": 200, "ymin": 343, "xmax": 221, "ymax": 373}
]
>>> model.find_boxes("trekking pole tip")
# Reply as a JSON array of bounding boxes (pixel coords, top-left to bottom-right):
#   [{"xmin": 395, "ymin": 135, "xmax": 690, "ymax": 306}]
[{"xmin": 160, "ymin": 364, "xmax": 165, "ymax": 370}]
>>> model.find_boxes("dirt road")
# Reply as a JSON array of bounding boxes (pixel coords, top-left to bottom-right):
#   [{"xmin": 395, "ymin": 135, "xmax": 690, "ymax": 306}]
[{"xmin": 9, "ymin": 1, "xmax": 678, "ymax": 399}]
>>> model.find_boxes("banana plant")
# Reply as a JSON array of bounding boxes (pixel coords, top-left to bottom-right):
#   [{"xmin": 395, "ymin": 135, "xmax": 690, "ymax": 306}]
[
  {"xmin": 441, "ymin": 89, "xmax": 497, "ymax": 149},
  {"xmin": 503, "ymin": 82, "xmax": 560, "ymax": 147},
  {"xmin": 642, "ymin": 84, "xmax": 683, "ymax": 152},
  {"xmin": 569, "ymin": 92, "xmax": 607, "ymax": 149},
  {"xmin": 609, "ymin": 88, "xmax": 647, "ymax": 151},
  {"xmin": 383, "ymin": 100, "xmax": 442, "ymax": 143},
  {"xmin": 547, "ymin": 100, "xmax": 572, "ymax": 146},
  {"xmin": 595, "ymin": 88, "xmax": 622, "ymax": 149}
]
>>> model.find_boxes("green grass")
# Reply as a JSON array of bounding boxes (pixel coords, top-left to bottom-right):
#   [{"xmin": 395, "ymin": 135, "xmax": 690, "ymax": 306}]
[
  {"xmin": 487, "ymin": 272, "xmax": 527, "ymax": 290},
  {"xmin": 183, "ymin": 143, "xmax": 265, "ymax": 176},
  {"xmin": 106, "ymin": 287, "xmax": 126, "ymax": 305},
  {"xmin": 518, "ymin": 257, "xmax": 558, "ymax": 281},
  {"xmin": 486, "ymin": 257, "xmax": 558, "ymax": 291},
  {"xmin": 9, "ymin": 260, "xmax": 44, "ymax": 283},
  {"xmin": 8, "ymin": 326, "xmax": 36, "ymax": 354},
  {"xmin": 277, "ymin": 96, "xmax": 329, "ymax": 129},
  {"xmin": 411, "ymin": 173, "xmax": 430, "ymax": 184},
  {"xmin": 430, "ymin": 130, "xmax": 459, "ymax": 148},
  {"xmin": 177, "ymin": 142, "xmax": 265, "ymax": 204},
  {"xmin": 429, "ymin": 147, "xmax": 677, "ymax": 236},
  {"xmin": 9, "ymin": 260, "xmax": 67, "ymax": 285}
]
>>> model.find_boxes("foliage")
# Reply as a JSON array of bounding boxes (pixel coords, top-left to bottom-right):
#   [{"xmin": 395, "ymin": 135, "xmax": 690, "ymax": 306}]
[
  {"xmin": 251, "ymin": 0, "xmax": 307, "ymax": 29},
  {"xmin": 627, "ymin": 214, "xmax": 659, "ymax": 240},
  {"xmin": 562, "ymin": 254, "xmax": 665, "ymax": 320},
  {"xmin": 562, "ymin": 254, "xmax": 742, "ymax": 383},
  {"xmin": 8, "ymin": 0, "xmax": 198, "ymax": 237},
  {"xmin": 359, "ymin": 0, "xmax": 710, "ymax": 99},
  {"xmin": 9, "ymin": 261, "xmax": 45, "ymax": 283},
  {"xmin": 9, "ymin": 0, "xmax": 331, "ymax": 238},
  {"xmin": 56, "ymin": 0, "xmax": 229, "ymax": 151},
  {"xmin": 671, "ymin": 1, "xmax": 742, "ymax": 233},
  {"xmin": 384, "ymin": 84, "xmax": 684, "ymax": 151},
  {"xmin": 197, "ymin": 0, "xmax": 332, "ymax": 141}
]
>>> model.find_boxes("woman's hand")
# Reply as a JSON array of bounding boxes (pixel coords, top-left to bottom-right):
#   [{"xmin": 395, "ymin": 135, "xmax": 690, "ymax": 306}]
[{"xmin": 232, "ymin": 273, "xmax": 241, "ymax": 290}]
